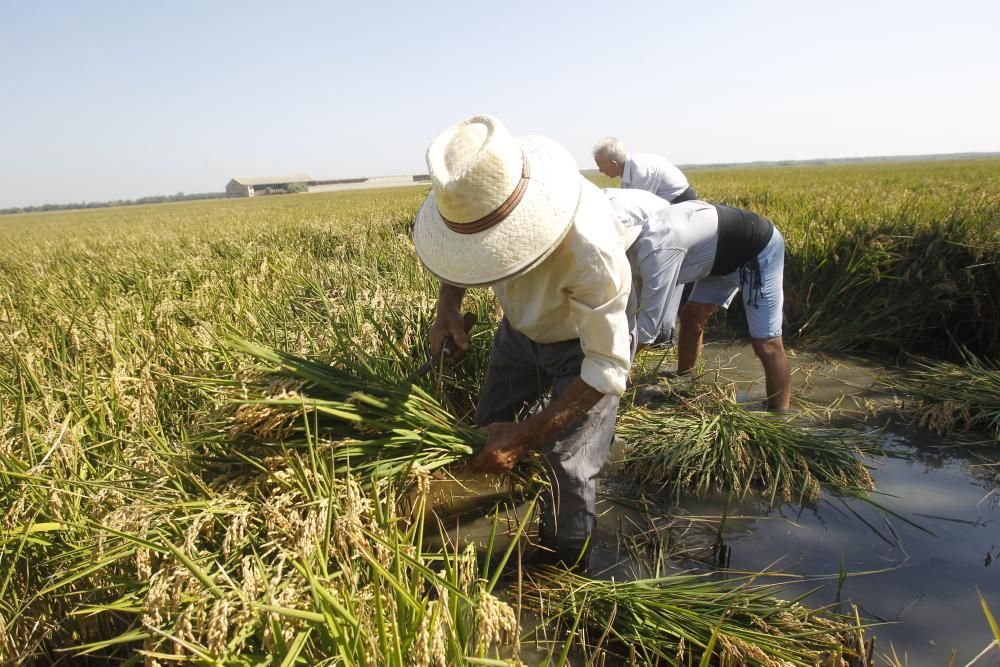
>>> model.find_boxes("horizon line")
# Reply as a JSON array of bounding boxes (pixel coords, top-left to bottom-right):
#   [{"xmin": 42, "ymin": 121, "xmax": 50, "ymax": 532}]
[{"xmin": 4, "ymin": 150, "xmax": 999, "ymax": 214}]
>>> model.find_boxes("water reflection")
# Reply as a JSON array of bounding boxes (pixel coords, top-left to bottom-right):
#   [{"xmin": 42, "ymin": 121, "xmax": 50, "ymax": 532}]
[
  {"xmin": 428, "ymin": 343, "xmax": 1000, "ymax": 665},
  {"xmin": 607, "ymin": 344, "xmax": 1000, "ymax": 665}
]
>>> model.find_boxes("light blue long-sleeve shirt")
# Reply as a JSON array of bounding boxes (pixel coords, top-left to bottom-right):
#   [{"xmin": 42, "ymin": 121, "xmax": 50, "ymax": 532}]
[{"xmin": 605, "ymin": 189, "xmax": 719, "ymax": 345}]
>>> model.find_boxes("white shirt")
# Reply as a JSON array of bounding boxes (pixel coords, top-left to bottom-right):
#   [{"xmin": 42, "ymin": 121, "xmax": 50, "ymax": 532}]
[
  {"xmin": 605, "ymin": 188, "xmax": 671, "ymax": 342},
  {"xmin": 622, "ymin": 152, "xmax": 690, "ymax": 202},
  {"xmin": 604, "ymin": 187, "xmax": 670, "ymax": 225},
  {"xmin": 492, "ymin": 180, "xmax": 634, "ymax": 396},
  {"xmin": 620, "ymin": 200, "xmax": 720, "ymax": 345}
]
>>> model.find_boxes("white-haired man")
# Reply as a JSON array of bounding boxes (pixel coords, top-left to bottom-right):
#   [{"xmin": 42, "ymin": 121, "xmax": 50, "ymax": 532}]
[
  {"xmin": 593, "ymin": 137, "xmax": 697, "ymax": 204},
  {"xmin": 413, "ymin": 115, "xmax": 635, "ymax": 569},
  {"xmin": 604, "ymin": 191, "xmax": 791, "ymax": 410}
]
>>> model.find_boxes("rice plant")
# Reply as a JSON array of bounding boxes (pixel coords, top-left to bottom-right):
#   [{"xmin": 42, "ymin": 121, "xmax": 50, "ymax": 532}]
[
  {"xmin": 971, "ymin": 590, "xmax": 1000, "ymax": 665},
  {"xmin": 525, "ymin": 567, "xmax": 871, "ymax": 666},
  {"xmin": 19, "ymin": 464, "xmax": 531, "ymax": 665},
  {"xmin": 888, "ymin": 352, "xmax": 1000, "ymax": 442},
  {"xmin": 701, "ymin": 160, "xmax": 1000, "ymax": 360},
  {"xmin": 2, "ymin": 160, "xmax": 999, "ymax": 662},
  {"xmin": 618, "ymin": 383, "xmax": 874, "ymax": 504},
  {"xmin": 222, "ymin": 337, "xmax": 487, "ymax": 486},
  {"xmin": 0, "ymin": 188, "xmax": 520, "ymax": 663}
]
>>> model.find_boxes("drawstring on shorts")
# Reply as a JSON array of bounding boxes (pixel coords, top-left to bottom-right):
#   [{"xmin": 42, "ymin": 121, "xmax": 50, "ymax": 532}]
[{"xmin": 739, "ymin": 256, "xmax": 764, "ymax": 308}]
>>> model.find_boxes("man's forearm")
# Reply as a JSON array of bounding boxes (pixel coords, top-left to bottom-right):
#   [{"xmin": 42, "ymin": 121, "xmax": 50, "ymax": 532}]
[
  {"xmin": 520, "ymin": 377, "xmax": 605, "ymax": 450},
  {"xmin": 437, "ymin": 283, "xmax": 466, "ymax": 315},
  {"xmin": 676, "ymin": 322, "xmax": 700, "ymax": 373},
  {"xmin": 472, "ymin": 379, "xmax": 604, "ymax": 474}
]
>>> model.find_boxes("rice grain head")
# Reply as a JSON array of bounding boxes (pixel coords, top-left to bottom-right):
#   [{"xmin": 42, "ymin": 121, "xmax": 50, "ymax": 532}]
[{"xmin": 475, "ymin": 592, "xmax": 519, "ymax": 649}]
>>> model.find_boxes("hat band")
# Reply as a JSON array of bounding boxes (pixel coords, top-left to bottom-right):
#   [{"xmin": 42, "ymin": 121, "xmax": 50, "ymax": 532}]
[{"xmin": 439, "ymin": 153, "xmax": 531, "ymax": 235}]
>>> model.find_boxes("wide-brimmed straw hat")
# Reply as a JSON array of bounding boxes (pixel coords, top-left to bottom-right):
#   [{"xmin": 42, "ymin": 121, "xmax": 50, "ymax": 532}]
[{"xmin": 413, "ymin": 115, "xmax": 583, "ymax": 287}]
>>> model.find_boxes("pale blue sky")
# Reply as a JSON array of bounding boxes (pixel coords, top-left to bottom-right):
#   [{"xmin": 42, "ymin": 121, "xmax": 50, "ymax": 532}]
[{"xmin": 1, "ymin": 0, "xmax": 998, "ymax": 208}]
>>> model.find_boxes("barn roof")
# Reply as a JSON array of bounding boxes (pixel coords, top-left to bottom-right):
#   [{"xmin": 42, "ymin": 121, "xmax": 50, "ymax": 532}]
[{"xmin": 230, "ymin": 175, "xmax": 313, "ymax": 186}]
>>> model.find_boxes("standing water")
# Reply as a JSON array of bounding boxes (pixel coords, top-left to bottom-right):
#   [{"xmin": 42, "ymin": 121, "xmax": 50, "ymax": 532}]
[{"xmin": 432, "ymin": 342, "xmax": 1000, "ymax": 665}]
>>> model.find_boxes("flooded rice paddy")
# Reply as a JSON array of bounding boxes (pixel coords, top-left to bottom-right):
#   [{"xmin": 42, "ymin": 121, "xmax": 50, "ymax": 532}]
[{"xmin": 432, "ymin": 342, "xmax": 1000, "ymax": 665}]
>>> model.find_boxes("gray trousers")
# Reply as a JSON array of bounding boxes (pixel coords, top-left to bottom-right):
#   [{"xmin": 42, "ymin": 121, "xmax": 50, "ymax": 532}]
[{"xmin": 475, "ymin": 318, "xmax": 618, "ymax": 557}]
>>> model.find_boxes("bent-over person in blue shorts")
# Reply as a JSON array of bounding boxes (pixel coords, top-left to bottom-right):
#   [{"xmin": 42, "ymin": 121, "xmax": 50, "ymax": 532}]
[{"xmin": 606, "ymin": 196, "xmax": 791, "ymax": 410}]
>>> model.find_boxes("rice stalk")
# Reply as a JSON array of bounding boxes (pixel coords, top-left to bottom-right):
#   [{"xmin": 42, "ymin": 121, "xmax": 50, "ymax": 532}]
[
  {"xmin": 3, "ymin": 160, "xmax": 998, "ymax": 662},
  {"xmin": 618, "ymin": 384, "xmax": 874, "ymax": 504},
  {"xmin": 525, "ymin": 566, "xmax": 872, "ymax": 666},
  {"xmin": 53, "ymin": 475, "xmax": 531, "ymax": 666},
  {"xmin": 219, "ymin": 338, "xmax": 489, "ymax": 488},
  {"xmin": 888, "ymin": 352, "xmax": 1000, "ymax": 442}
]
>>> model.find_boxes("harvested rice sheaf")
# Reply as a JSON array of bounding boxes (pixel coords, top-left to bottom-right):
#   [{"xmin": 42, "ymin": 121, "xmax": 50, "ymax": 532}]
[
  {"xmin": 224, "ymin": 338, "xmax": 487, "ymax": 486},
  {"xmin": 526, "ymin": 568, "xmax": 870, "ymax": 667},
  {"xmin": 619, "ymin": 384, "xmax": 874, "ymax": 503},
  {"xmin": 890, "ymin": 354, "xmax": 1000, "ymax": 442}
]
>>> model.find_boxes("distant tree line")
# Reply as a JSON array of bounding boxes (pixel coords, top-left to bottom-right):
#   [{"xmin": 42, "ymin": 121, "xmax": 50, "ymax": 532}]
[{"xmin": 0, "ymin": 191, "xmax": 227, "ymax": 216}]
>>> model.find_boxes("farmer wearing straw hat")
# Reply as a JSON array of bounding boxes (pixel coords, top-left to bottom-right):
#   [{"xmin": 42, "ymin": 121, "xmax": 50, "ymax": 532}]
[
  {"xmin": 593, "ymin": 137, "xmax": 698, "ymax": 204},
  {"xmin": 604, "ymin": 190, "xmax": 791, "ymax": 411},
  {"xmin": 413, "ymin": 115, "xmax": 636, "ymax": 569}
]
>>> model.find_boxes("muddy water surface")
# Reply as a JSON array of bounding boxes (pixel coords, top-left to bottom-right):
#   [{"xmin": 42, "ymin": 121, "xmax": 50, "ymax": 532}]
[{"xmin": 432, "ymin": 342, "xmax": 1000, "ymax": 666}]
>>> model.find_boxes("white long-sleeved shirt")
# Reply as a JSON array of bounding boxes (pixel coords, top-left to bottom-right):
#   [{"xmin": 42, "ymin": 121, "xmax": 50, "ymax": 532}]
[
  {"xmin": 622, "ymin": 152, "xmax": 690, "ymax": 202},
  {"xmin": 492, "ymin": 180, "xmax": 636, "ymax": 395},
  {"xmin": 613, "ymin": 198, "xmax": 720, "ymax": 346},
  {"xmin": 605, "ymin": 187, "xmax": 670, "ymax": 225},
  {"xmin": 605, "ymin": 188, "xmax": 671, "ymax": 343}
]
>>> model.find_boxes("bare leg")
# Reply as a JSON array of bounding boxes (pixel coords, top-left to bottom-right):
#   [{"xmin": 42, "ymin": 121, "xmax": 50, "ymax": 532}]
[
  {"xmin": 751, "ymin": 336, "xmax": 791, "ymax": 410},
  {"xmin": 677, "ymin": 302, "xmax": 718, "ymax": 374}
]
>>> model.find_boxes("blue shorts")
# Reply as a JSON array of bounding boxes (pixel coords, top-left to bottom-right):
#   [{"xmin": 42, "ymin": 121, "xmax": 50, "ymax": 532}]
[{"xmin": 688, "ymin": 228, "xmax": 785, "ymax": 339}]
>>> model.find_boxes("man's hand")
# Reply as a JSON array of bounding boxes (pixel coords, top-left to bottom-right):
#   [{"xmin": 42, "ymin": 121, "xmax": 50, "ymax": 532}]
[
  {"xmin": 428, "ymin": 283, "xmax": 470, "ymax": 360},
  {"xmin": 470, "ymin": 377, "xmax": 604, "ymax": 475},
  {"xmin": 429, "ymin": 311, "xmax": 471, "ymax": 359},
  {"xmin": 429, "ymin": 311, "xmax": 476, "ymax": 361},
  {"xmin": 469, "ymin": 422, "xmax": 539, "ymax": 474}
]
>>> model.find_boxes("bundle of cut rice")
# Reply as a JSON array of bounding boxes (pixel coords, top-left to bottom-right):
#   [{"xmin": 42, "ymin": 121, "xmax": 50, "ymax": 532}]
[
  {"xmin": 225, "ymin": 338, "xmax": 486, "ymax": 486},
  {"xmin": 889, "ymin": 353, "xmax": 1000, "ymax": 442},
  {"xmin": 525, "ymin": 566, "xmax": 872, "ymax": 666},
  {"xmin": 619, "ymin": 384, "xmax": 874, "ymax": 504}
]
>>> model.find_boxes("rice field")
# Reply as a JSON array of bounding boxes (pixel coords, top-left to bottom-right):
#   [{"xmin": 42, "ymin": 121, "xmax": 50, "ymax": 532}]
[{"xmin": 2, "ymin": 159, "xmax": 999, "ymax": 664}]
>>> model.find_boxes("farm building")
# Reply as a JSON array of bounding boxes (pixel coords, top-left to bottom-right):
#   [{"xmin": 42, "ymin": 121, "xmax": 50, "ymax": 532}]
[
  {"xmin": 306, "ymin": 174, "xmax": 431, "ymax": 193},
  {"xmin": 226, "ymin": 173, "xmax": 432, "ymax": 197},
  {"xmin": 226, "ymin": 175, "xmax": 313, "ymax": 198}
]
